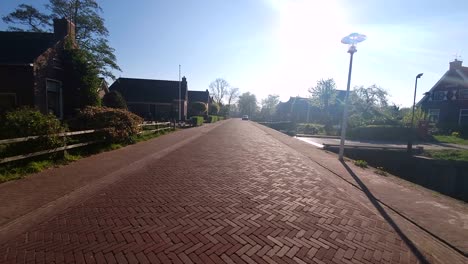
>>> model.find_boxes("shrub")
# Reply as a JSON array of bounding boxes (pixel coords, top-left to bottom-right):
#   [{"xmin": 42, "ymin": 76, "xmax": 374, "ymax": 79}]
[
  {"xmin": 208, "ymin": 115, "xmax": 219, "ymax": 123},
  {"xmin": 191, "ymin": 116, "xmax": 204, "ymax": 126},
  {"xmin": 348, "ymin": 125, "xmax": 417, "ymax": 141},
  {"xmin": 354, "ymin": 160, "xmax": 368, "ymax": 168},
  {"xmin": 102, "ymin": 91, "xmax": 127, "ymax": 109},
  {"xmin": 71, "ymin": 106, "xmax": 143, "ymax": 143},
  {"xmin": 189, "ymin": 102, "xmax": 207, "ymax": 116},
  {"xmin": 209, "ymin": 103, "xmax": 220, "ymax": 115},
  {"xmin": 451, "ymin": 131, "xmax": 460, "ymax": 138},
  {"xmin": 0, "ymin": 107, "xmax": 65, "ymax": 157},
  {"xmin": 218, "ymin": 116, "xmax": 224, "ymax": 121},
  {"xmin": 296, "ymin": 123, "xmax": 325, "ymax": 135}
]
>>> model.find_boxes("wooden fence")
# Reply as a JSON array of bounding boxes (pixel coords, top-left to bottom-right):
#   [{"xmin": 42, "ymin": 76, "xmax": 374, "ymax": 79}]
[{"xmin": 0, "ymin": 122, "xmax": 173, "ymax": 165}]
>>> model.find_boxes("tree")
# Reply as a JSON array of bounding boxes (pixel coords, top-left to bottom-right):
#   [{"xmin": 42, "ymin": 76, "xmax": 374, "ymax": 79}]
[
  {"xmin": 309, "ymin": 79, "xmax": 337, "ymax": 111},
  {"xmin": 260, "ymin": 94, "xmax": 280, "ymax": 121},
  {"xmin": 63, "ymin": 48, "xmax": 101, "ymax": 112},
  {"xmin": 238, "ymin": 92, "xmax": 258, "ymax": 117},
  {"xmin": 209, "ymin": 78, "xmax": 229, "ymax": 105},
  {"xmin": 2, "ymin": 4, "xmax": 51, "ymax": 32},
  {"xmin": 348, "ymin": 85, "xmax": 390, "ymax": 127},
  {"xmin": 103, "ymin": 91, "xmax": 127, "ymax": 109},
  {"xmin": 3, "ymin": 0, "xmax": 120, "ymax": 79},
  {"xmin": 209, "ymin": 103, "xmax": 220, "ymax": 115},
  {"xmin": 226, "ymin": 87, "xmax": 240, "ymax": 107},
  {"xmin": 189, "ymin": 101, "xmax": 207, "ymax": 116}
]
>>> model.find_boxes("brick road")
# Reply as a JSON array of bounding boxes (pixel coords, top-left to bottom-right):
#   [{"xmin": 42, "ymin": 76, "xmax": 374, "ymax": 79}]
[{"xmin": 0, "ymin": 119, "xmax": 445, "ymax": 263}]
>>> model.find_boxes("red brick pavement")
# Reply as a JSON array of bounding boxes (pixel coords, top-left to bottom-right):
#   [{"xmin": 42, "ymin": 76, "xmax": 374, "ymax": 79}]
[{"xmin": 0, "ymin": 120, "xmax": 446, "ymax": 263}]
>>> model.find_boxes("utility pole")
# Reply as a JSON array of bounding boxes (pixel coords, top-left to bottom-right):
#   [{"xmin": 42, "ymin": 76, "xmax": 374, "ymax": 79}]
[{"xmin": 178, "ymin": 65, "xmax": 181, "ymax": 121}]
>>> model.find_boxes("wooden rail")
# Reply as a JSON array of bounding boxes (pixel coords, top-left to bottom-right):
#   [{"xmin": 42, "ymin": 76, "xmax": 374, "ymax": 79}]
[{"xmin": 0, "ymin": 122, "xmax": 173, "ymax": 165}]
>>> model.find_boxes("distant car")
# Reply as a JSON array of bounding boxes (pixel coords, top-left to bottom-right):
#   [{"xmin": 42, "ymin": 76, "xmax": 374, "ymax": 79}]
[{"xmin": 242, "ymin": 115, "xmax": 249, "ymax": 120}]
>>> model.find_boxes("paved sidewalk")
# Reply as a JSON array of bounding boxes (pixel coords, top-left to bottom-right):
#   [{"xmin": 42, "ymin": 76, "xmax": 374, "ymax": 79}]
[{"xmin": 0, "ymin": 119, "xmax": 465, "ymax": 263}]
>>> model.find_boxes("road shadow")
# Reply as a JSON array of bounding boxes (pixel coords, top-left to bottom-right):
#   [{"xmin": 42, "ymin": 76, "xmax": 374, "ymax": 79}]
[{"xmin": 340, "ymin": 160, "xmax": 430, "ymax": 264}]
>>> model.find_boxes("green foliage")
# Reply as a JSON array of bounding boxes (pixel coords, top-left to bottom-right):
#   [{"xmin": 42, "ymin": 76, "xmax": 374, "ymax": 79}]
[
  {"xmin": 348, "ymin": 125, "xmax": 417, "ymax": 141},
  {"xmin": 102, "ymin": 91, "xmax": 127, "ymax": 109},
  {"xmin": 3, "ymin": 0, "xmax": 120, "ymax": 79},
  {"xmin": 433, "ymin": 135, "xmax": 468, "ymax": 145},
  {"xmin": 238, "ymin": 92, "xmax": 258, "ymax": 117},
  {"xmin": 348, "ymin": 85, "xmax": 391, "ymax": 127},
  {"xmin": 71, "ymin": 106, "xmax": 142, "ymax": 143},
  {"xmin": 354, "ymin": 160, "xmax": 368, "ymax": 168},
  {"xmin": 260, "ymin": 94, "xmax": 280, "ymax": 121},
  {"xmin": 191, "ymin": 116, "xmax": 204, "ymax": 126},
  {"xmin": 63, "ymin": 48, "xmax": 101, "ymax": 111},
  {"xmin": 2, "ymin": 4, "xmax": 51, "ymax": 32},
  {"xmin": 424, "ymin": 149, "xmax": 468, "ymax": 161},
  {"xmin": 218, "ymin": 116, "xmax": 224, "ymax": 121},
  {"xmin": 296, "ymin": 123, "xmax": 325, "ymax": 135},
  {"xmin": 208, "ymin": 115, "xmax": 219, "ymax": 123},
  {"xmin": 209, "ymin": 103, "xmax": 220, "ymax": 115},
  {"xmin": 309, "ymin": 78, "xmax": 337, "ymax": 110},
  {"xmin": 0, "ymin": 108, "xmax": 65, "ymax": 158},
  {"xmin": 452, "ymin": 131, "xmax": 460, "ymax": 138},
  {"xmin": 189, "ymin": 101, "xmax": 207, "ymax": 116},
  {"xmin": 402, "ymin": 107, "xmax": 425, "ymax": 126}
]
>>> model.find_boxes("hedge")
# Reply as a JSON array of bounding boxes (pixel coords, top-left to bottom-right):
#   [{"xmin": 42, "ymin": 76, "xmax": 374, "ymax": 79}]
[
  {"xmin": 0, "ymin": 107, "xmax": 65, "ymax": 158},
  {"xmin": 296, "ymin": 123, "xmax": 325, "ymax": 135},
  {"xmin": 70, "ymin": 106, "xmax": 143, "ymax": 143},
  {"xmin": 348, "ymin": 125, "xmax": 418, "ymax": 141},
  {"xmin": 191, "ymin": 116, "xmax": 204, "ymax": 126},
  {"xmin": 208, "ymin": 115, "xmax": 219, "ymax": 123}
]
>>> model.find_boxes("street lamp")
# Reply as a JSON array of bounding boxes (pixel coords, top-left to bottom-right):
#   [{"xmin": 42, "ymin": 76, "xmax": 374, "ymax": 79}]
[
  {"xmin": 338, "ymin": 33, "xmax": 367, "ymax": 161},
  {"xmin": 407, "ymin": 73, "xmax": 423, "ymax": 153}
]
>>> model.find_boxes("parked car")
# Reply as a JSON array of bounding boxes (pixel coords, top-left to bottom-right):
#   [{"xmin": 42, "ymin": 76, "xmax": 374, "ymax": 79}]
[{"xmin": 242, "ymin": 115, "xmax": 249, "ymax": 120}]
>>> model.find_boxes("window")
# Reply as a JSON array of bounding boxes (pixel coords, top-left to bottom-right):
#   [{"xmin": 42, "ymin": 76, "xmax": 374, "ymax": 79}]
[
  {"xmin": 459, "ymin": 89, "xmax": 468, "ymax": 100},
  {"xmin": 459, "ymin": 109, "xmax": 468, "ymax": 125},
  {"xmin": 428, "ymin": 109, "xmax": 440, "ymax": 123},
  {"xmin": 0, "ymin": 93, "xmax": 16, "ymax": 112},
  {"xmin": 433, "ymin": 91, "xmax": 446, "ymax": 101},
  {"xmin": 46, "ymin": 79, "xmax": 62, "ymax": 119}
]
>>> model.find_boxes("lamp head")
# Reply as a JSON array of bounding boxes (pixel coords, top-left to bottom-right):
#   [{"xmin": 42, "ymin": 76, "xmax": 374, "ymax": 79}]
[{"xmin": 416, "ymin": 73, "xmax": 423, "ymax": 79}]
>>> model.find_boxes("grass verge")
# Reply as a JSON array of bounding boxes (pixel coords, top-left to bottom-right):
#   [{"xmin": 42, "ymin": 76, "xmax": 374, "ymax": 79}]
[
  {"xmin": 433, "ymin": 135, "xmax": 468, "ymax": 145},
  {"xmin": 0, "ymin": 129, "xmax": 175, "ymax": 184},
  {"xmin": 423, "ymin": 149, "xmax": 468, "ymax": 161}
]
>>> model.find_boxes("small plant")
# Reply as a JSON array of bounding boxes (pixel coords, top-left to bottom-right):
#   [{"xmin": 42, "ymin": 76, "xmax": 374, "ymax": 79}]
[
  {"xmin": 354, "ymin": 160, "xmax": 368, "ymax": 168},
  {"xmin": 374, "ymin": 166, "xmax": 387, "ymax": 176},
  {"xmin": 451, "ymin": 131, "xmax": 460, "ymax": 138}
]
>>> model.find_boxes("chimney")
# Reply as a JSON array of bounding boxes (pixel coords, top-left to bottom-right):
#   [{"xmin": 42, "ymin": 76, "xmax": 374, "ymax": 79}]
[
  {"xmin": 449, "ymin": 59, "xmax": 463, "ymax": 71},
  {"xmin": 53, "ymin": 18, "xmax": 75, "ymax": 41}
]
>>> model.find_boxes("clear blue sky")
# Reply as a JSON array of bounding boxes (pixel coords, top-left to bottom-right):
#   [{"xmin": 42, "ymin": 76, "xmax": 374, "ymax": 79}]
[{"xmin": 2, "ymin": 0, "xmax": 468, "ymax": 107}]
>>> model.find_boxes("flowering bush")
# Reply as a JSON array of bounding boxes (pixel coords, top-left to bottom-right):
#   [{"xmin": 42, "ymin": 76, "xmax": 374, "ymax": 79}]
[{"xmin": 71, "ymin": 106, "xmax": 142, "ymax": 143}]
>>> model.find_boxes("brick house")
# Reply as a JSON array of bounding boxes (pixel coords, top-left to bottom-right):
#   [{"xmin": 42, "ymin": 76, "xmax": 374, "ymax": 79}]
[
  {"xmin": 109, "ymin": 77, "xmax": 188, "ymax": 121},
  {"xmin": 418, "ymin": 60, "xmax": 468, "ymax": 127},
  {"xmin": 0, "ymin": 18, "xmax": 76, "ymax": 118}
]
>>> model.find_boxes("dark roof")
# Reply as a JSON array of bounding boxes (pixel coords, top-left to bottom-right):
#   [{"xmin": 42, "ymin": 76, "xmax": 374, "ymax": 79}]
[
  {"xmin": 109, "ymin": 77, "xmax": 188, "ymax": 103},
  {"xmin": 0, "ymin": 32, "xmax": 56, "ymax": 64},
  {"xmin": 188, "ymin": 90, "xmax": 209, "ymax": 103}
]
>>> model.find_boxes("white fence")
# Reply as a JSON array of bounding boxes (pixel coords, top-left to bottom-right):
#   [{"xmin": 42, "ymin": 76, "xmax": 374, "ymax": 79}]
[{"xmin": 0, "ymin": 122, "xmax": 173, "ymax": 164}]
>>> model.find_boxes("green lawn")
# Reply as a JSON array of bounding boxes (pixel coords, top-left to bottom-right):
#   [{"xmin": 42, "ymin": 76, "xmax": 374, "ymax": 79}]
[
  {"xmin": 433, "ymin": 135, "xmax": 468, "ymax": 145},
  {"xmin": 423, "ymin": 149, "xmax": 468, "ymax": 161}
]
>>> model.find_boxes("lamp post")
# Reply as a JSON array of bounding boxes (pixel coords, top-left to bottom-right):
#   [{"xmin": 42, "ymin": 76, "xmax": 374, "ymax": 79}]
[
  {"xmin": 338, "ymin": 33, "xmax": 367, "ymax": 161},
  {"xmin": 407, "ymin": 73, "xmax": 423, "ymax": 153}
]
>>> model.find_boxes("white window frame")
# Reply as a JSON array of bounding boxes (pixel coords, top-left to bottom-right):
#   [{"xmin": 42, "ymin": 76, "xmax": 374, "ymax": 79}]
[
  {"xmin": 459, "ymin": 89, "xmax": 468, "ymax": 100},
  {"xmin": 45, "ymin": 78, "xmax": 63, "ymax": 119},
  {"xmin": 459, "ymin": 109, "xmax": 468, "ymax": 125},
  {"xmin": 428, "ymin": 109, "xmax": 440, "ymax": 123}
]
